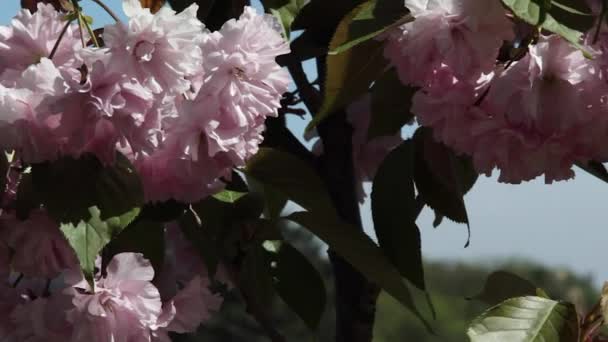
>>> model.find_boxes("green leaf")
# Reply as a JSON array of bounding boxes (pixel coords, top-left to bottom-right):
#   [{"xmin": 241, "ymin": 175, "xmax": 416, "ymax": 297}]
[
  {"xmin": 269, "ymin": 242, "xmax": 327, "ymax": 330},
  {"xmin": 239, "ymin": 244, "xmax": 280, "ymax": 337},
  {"xmin": 262, "ymin": 0, "xmax": 309, "ymax": 39},
  {"xmin": 413, "ymin": 128, "xmax": 477, "ymax": 238},
  {"xmin": 368, "ymin": 68, "xmax": 415, "ymax": 140},
  {"xmin": 330, "ymin": 0, "xmax": 412, "ymax": 54},
  {"xmin": 470, "ymin": 271, "xmax": 538, "ymax": 306},
  {"xmin": 104, "ymin": 218, "xmax": 165, "ymax": 273},
  {"xmin": 467, "ymin": 296, "xmax": 580, "ymax": 342},
  {"xmin": 306, "ymin": 2, "xmax": 389, "ymax": 132},
  {"xmin": 285, "ymin": 211, "xmax": 430, "ymax": 330},
  {"xmin": 32, "ymin": 153, "xmax": 144, "ymax": 224},
  {"xmin": 179, "ymin": 207, "xmax": 221, "ymax": 277},
  {"xmin": 212, "ymin": 190, "xmax": 247, "ymax": 203},
  {"xmin": 247, "ymin": 176, "xmax": 288, "ymax": 220},
  {"xmin": 371, "ymin": 141, "xmax": 425, "ymax": 290},
  {"xmin": 61, "ymin": 206, "xmax": 140, "ymax": 286},
  {"xmin": 245, "ymin": 148, "xmax": 335, "ymax": 216},
  {"xmin": 552, "ymin": 0, "xmax": 592, "ymax": 15},
  {"xmin": 576, "ymin": 161, "xmax": 608, "ymax": 184},
  {"xmin": 502, "ymin": 0, "xmax": 588, "ymax": 53}
]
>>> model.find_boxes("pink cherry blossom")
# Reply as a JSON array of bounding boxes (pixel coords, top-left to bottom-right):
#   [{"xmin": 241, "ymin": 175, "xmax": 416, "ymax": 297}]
[
  {"xmin": 2, "ymin": 209, "xmax": 78, "ymax": 278},
  {"xmin": 0, "ymin": 3, "xmax": 81, "ymax": 78},
  {"xmin": 9, "ymin": 290, "xmax": 75, "ymax": 342},
  {"xmin": 383, "ymin": 0, "xmax": 514, "ymax": 87},
  {"xmin": 99, "ymin": 0, "xmax": 206, "ymax": 95},
  {"xmin": 413, "ymin": 36, "xmax": 608, "ymax": 183},
  {"xmin": 68, "ymin": 253, "xmax": 164, "ymax": 342},
  {"xmin": 43, "ymin": 60, "xmax": 157, "ymax": 163}
]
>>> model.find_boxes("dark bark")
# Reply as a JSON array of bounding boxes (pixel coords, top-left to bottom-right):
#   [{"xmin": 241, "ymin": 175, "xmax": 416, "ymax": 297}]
[{"xmin": 315, "ymin": 56, "xmax": 380, "ymax": 342}]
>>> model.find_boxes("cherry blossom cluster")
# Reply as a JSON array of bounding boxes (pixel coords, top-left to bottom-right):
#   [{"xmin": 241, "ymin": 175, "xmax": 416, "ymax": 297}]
[
  {"xmin": 383, "ymin": 0, "xmax": 608, "ymax": 183},
  {"xmin": 0, "ymin": 208, "xmax": 226, "ymax": 341},
  {"xmin": 0, "ymin": 0, "xmax": 289, "ymax": 340},
  {"xmin": 0, "ymin": 0, "xmax": 290, "ymax": 202}
]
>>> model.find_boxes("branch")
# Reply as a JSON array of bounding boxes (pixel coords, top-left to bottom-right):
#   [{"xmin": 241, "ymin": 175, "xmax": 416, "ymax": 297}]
[{"xmin": 287, "ymin": 62, "xmax": 321, "ymax": 115}]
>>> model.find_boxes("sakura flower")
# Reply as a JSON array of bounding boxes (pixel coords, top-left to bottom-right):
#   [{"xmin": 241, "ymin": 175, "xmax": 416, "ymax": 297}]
[
  {"xmin": 0, "ymin": 58, "xmax": 67, "ymax": 163},
  {"xmin": 100, "ymin": 0, "xmax": 206, "ymax": 95},
  {"xmin": 413, "ymin": 36, "xmax": 608, "ymax": 183},
  {"xmin": 0, "ymin": 284, "xmax": 26, "ymax": 341},
  {"xmin": 383, "ymin": 0, "xmax": 514, "ymax": 87},
  {"xmin": 9, "ymin": 290, "xmax": 75, "ymax": 342},
  {"xmin": 153, "ymin": 223, "xmax": 224, "ymax": 335},
  {"xmin": 43, "ymin": 60, "xmax": 157, "ymax": 163},
  {"xmin": 0, "ymin": 3, "xmax": 81, "ymax": 78},
  {"xmin": 178, "ymin": 6, "xmax": 290, "ymax": 166},
  {"xmin": 3, "ymin": 209, "xmax": 78, "ymax": 278},
  {"xmin": 68, "ymin": 253, "xmax": 164, "ymax": 342},
  {"xmin": 347, "ymin": 95, "xmax": 403, "ymax": 202}
]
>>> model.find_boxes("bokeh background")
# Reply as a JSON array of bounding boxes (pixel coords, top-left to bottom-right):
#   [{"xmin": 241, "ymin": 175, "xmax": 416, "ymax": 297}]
[{"xmin": 2, "ymin": 1, "xmax": 605, "ymax": 340}]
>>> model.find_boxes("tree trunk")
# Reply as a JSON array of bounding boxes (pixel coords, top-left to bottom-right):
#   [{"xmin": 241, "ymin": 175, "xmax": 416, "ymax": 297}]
[{"xmin": 316, "ymin": 57, "xmax": 380, "ymax": 342}]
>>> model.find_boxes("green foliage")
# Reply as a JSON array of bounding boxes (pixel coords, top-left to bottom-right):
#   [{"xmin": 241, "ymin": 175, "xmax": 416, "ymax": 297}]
[
  {"xmin": 262, "ymin": 0, "xmax": 309, "ymax": 39},
  {"xmin": 31, "ymin": 153, "xmax": 144, "ymax": 224},
  {"xmin": 501, "ymin": 0, "xmax": 589, "ymax": 53},
  {"xmin": 576, "ymin": 161, "xmax": 608, "ymax": 184},
  {"xmin": 306, "ymin": 2, "xmax": 389, "ymax": 132},
  {"xmin": 212, "ymin": 190, "xmax": 247, "ymax": 203},
  {"xmin": 245, "ymin": 148, "xmax": 335, "ymax": 216},
  {"xmin": 371, "ymin": 141, "xmax": 425, "ymax": 290},
  {"xmin": 329, "ymin": 0, "xmax": 411, "ymax": 55},
  {"xmin": 413, "ymin": 128, "xmax": 477, "ymax": 235},
  {"xmin": 267, "ymin": 241, "xmax": 327, "ymax": 331},
  {"xmin": 285, "ymin": 211, "xmax": 430, "ymax": 330},
  {"xmin": 469, "ymin": 271, "xmax": 538, "ymax": 305},
  {"xmin": 60, "ymin": 206, "xmax": 140, "ymax": 286},
  {"xmin": 368, "ymin": 68, "xmax": 415, "ymax": 140},
  {"xmin": 467, "ymin": 296, "xmax": 580, "ymax": 342},
  {"xmin": 104, "ymin": 217, "xmax": 165, "ymax": 273}
]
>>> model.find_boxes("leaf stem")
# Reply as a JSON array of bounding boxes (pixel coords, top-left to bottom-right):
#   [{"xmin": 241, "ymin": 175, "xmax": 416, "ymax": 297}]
[{"xmin": 90, "ymin": 0, "xmax": 121, "ymax": 23}]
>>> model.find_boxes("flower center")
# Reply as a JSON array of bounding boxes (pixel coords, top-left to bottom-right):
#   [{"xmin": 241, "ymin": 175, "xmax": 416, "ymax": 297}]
[{"xmin": 134, "ymin": 41, "xmax": 156, "ymax": 62}]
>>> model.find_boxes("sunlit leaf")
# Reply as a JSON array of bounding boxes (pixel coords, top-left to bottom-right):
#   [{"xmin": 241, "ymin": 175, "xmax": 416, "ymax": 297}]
[
  {"xmin": 262, "ymin": 0, "xmax": 309, "ymax": 38},
  {"xmin": 467, "ymin": 296, "xmax": 579, "ymax": 342},
  {"xmin": 306, "ymin": 2, "xmax": 388, "ymax": 132},
  {"xmin": 61, "ymin": 206, "xmax": 140, "ymax": 286}
]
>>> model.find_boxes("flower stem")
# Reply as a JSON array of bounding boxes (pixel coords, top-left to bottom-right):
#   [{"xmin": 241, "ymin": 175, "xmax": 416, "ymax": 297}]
[
  {"xmin": 90, "ymin": 0, "xmax": 121, "ymax": 23},
  {"xmin": 49, "ymin": 18, "xmax": 73, "ymax": 60}
]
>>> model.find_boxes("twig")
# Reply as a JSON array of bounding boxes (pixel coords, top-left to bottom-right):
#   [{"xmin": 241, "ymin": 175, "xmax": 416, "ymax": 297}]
[{"xmin": 49, "ymin": 18, "xmax": 73, "ymax": 60}]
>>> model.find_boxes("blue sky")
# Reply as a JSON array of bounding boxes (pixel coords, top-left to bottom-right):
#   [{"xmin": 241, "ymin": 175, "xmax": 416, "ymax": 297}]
[{"xmin": 1, "ymin": 0, "xmax": 606, "ymax": 287}]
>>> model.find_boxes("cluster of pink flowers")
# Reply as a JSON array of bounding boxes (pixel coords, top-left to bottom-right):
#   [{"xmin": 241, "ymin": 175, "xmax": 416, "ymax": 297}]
[
  {"xmin": 0, "ymin": 0, "xmax": 288, "ymax": 340},
  {"xmin": 0, "ymin": 0, "xmax": 290, "ymax": 201},
  {"xmin": 384, "ymin": 0, "xmax": 608, "ymax": 183},
  {"xmin": 0, "ymin": 208, "xmax": 225, "ymax": 341}
]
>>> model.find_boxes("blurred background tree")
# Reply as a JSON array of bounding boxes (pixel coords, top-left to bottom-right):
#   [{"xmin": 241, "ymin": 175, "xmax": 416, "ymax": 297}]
[{"xmin": 171, "ymin": 227, "xmax": 597, "ymax": 342}]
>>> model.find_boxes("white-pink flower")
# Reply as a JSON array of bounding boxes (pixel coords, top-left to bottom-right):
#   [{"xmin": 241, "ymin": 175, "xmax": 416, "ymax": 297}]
[
  {"xmin": 413, "ymin": 36, "xmax": 608, "ymax": 183},
  {"xmin": 99, "ymin": 0, "xmax": 206, "ymax": 95},
  {"xmin": 68, "ymin": 253, "xmax": 164, "ymax": 342},
  {"xmin": 383, "ymin": 0, "xmax": 514, "ymax": 87},
  {"xmin": 0, "ymin": 3, "xmax": 81, "ymax": 78},
  {"xmin": 3, "ymin": 209, "xmax": 78, "ymax": 278}
]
